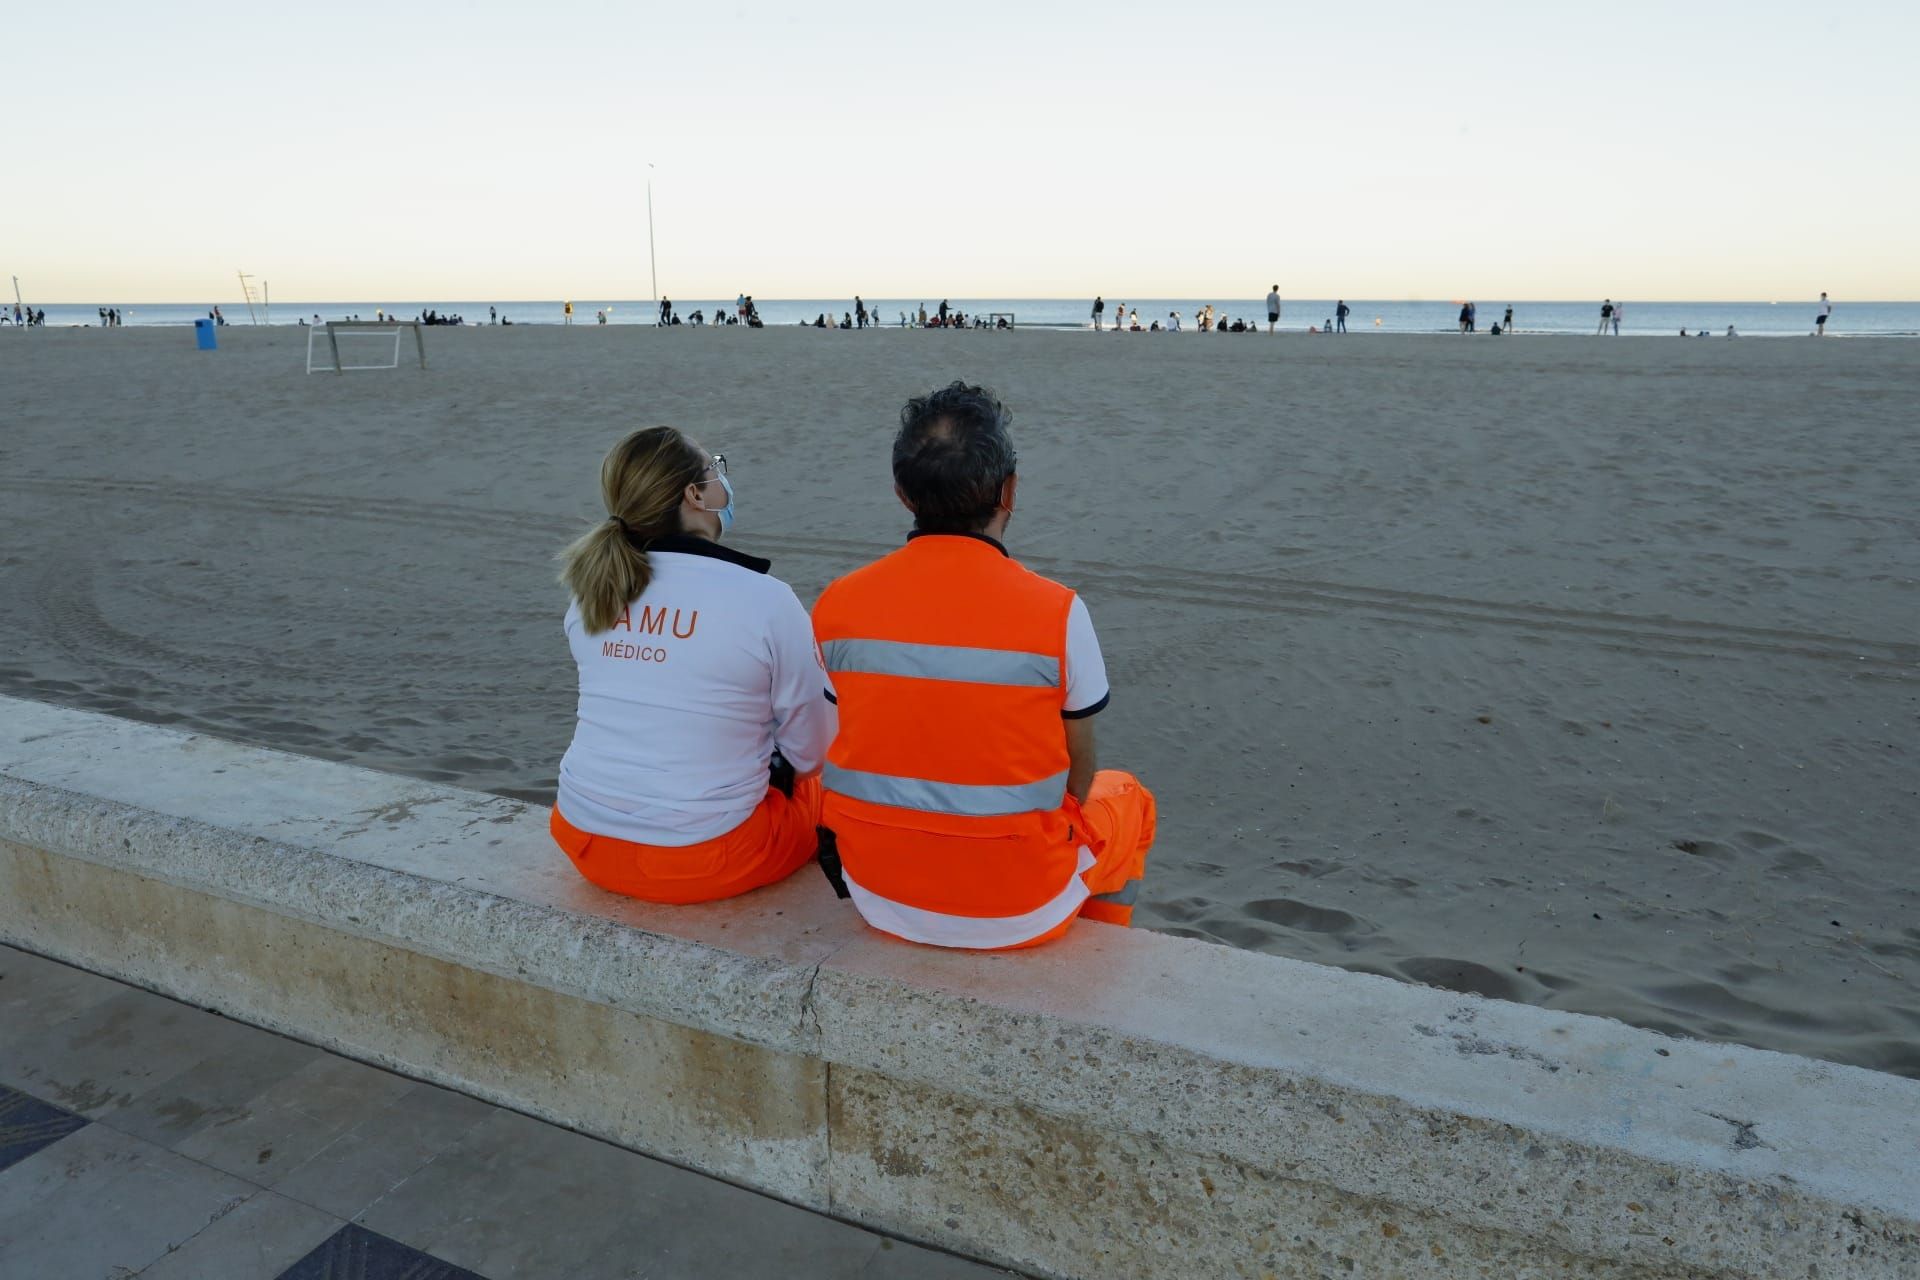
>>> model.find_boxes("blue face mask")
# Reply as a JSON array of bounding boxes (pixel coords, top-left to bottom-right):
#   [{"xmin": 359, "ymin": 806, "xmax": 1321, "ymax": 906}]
[{"xmin": 704, "ymin": 473, "xmax": 735, "ymax": 534}]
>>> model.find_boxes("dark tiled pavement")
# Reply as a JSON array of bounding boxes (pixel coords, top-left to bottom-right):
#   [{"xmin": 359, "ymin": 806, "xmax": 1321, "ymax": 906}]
[{"xmin": 0, "ymin": 944, "xmax": 1018, "ymax": 1279}]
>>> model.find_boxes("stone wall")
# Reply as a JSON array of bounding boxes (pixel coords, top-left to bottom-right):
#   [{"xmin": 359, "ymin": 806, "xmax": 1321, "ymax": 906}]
[{"xmin": 2, "ymin": 696, "xmax": 1913, "ymax": 1278}]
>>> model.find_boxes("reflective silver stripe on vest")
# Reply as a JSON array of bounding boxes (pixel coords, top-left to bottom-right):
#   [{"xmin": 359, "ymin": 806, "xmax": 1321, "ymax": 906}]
[
  {"xmin": 822, "ymin": 638, "xmax": 1060, "ymax": 689},
  {"xmin": 824, "ymin": 764, "xmax": 1069, "ymax": 817}
]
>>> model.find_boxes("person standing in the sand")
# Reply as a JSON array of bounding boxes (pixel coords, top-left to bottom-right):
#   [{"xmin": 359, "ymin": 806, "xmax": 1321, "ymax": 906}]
[
  {"xmin": 1091, "ymin": 296, "xmax": 1105, "ymax": 330},
  {"xmin": 1816, "ymin": 292, "xmax": 1832, "ymax": 336},
  {"xmin": 565, "ymin": 300, "xmax": 574, "ymax": 326},
  {"xmin": 1503, "ymin": 305, "xmax": 1514, "ymax": 333},
  {"xmin": 1266, "ymin": 285, "xmax": 1281, "ymax": 333},
  {"xmin": 1335, "ymin": 300, "xmax": 1349, "ymax": 334},
  {"xmin": 1612, "ymin": 301, "xmax": 1624, "ymax": 335}
]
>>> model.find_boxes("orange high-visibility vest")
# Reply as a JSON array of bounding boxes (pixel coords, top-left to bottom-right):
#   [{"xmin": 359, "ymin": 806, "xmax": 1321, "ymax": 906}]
[{"xmin": 813, "ymin": 533, "xmax": 1088, "ymax": 948}]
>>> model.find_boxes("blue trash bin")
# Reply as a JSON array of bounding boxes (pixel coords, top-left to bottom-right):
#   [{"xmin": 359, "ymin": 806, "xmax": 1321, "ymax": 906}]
[{"xmin": 193, "ymin": 318, "xmax": 217, "ymax": 350}]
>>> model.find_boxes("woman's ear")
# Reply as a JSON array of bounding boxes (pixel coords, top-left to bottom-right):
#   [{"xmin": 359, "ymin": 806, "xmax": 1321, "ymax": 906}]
[{"xmin": 1000, "ymin": 473, "xmax": 1018, "ymax": 514}]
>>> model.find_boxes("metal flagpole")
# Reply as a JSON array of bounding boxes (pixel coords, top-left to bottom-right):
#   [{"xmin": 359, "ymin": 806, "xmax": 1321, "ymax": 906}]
[
  {"xmin": 11, "ymin": 276, "xmax": 22, "ymax": 313},
  {"xmin": 647, "ymin": 164, "xmax": 658, "ymax": 306}
]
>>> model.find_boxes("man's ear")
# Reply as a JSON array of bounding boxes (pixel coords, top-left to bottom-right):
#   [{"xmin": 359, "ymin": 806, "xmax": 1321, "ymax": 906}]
[
  {"xmin": 894, "ymin": 482, "xmax": 917, "ymax": 514},
  {"xmin": 1000, "ymin": 473, "xmax": 1018, "ymax": 513}
]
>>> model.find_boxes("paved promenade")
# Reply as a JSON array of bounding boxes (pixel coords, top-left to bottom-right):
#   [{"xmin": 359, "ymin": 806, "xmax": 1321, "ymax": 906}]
[{"xmin": 0, "ymin": 944, "xmax": 1014, "ymax": 1279}]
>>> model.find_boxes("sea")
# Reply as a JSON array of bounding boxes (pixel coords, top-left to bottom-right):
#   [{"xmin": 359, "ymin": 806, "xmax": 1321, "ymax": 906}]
[{"xmin": 11, "ymin": 298, "xmax": 1919, "ymax": 338}]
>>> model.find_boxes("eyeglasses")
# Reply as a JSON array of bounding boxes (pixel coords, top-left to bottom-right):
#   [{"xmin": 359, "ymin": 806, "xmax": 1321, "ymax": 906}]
[{"xmin": 706, "ymin": 453, "xmax": 728, "ymax": 478}]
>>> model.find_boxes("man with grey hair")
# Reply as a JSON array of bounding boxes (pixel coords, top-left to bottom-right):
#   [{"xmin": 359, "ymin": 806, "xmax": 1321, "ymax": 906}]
[{"xmin": 810, "ymin": 381, "xmax": 1156, "ymax": 950}]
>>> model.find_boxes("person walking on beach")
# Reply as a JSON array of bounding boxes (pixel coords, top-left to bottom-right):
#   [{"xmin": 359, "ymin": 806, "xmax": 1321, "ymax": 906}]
[
  {"xmin": 551, "ymin": 428, "xmax": 836, "ymax": 904},
  {"xmin": 855, "ymin": 296, "xmax": 867, "ymax": 329},
  {"xmin": 658, "ymin": 297, "xmax": 673, "ymax": 326},
  {"xmin": 565, "ymin": 300, "xmax": 574, "ymax": 326},
  {"xmin": 1091, "ymin": 295, "xmax": 1105, "ymax": 330},
  {"xmin": 1816, "ymin": 292, "xmax": 1832, "ymax": 336},
  {"xmin": 1266, "ymin": 285, "xmax": 1281, "ymax": 333},
  {"xmin": 1597, "ymin": 300, "xmax": 1612, "ymax": 335},
  {"xmin": 812, "ymin": 381, "xmax": 1156, "ymax": 949}
]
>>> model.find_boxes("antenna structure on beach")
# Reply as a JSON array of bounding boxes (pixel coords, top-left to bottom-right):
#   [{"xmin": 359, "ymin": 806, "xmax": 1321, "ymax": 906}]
[
  {"xmin": 236, "ymin": 270, "xmax": 261, "ymax": 325},
  {"xmin": 647, "ymin": 163, "xmax": 659, "ymax": 303},
  {"xmin": 10, "ymin": 276, "xmax": 21, "ymax": 314}
]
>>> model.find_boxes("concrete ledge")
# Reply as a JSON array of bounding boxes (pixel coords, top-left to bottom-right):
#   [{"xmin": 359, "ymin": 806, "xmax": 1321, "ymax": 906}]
[{"xmin": 2, "ymin": 696, "xmax": 1915, "ymax": 1278}]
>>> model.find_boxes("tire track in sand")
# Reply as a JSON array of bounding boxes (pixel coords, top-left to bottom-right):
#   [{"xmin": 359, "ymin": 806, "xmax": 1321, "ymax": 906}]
[{"xmin": 5, "ymin": 474, "xmax": 1914, "ymax": 677}]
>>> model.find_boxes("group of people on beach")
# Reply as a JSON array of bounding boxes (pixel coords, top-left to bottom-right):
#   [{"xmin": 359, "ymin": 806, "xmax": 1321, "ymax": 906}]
[
  {"xmin": 552, "ymin": 383, "xmax": 1154, "ymax": 951},
  {"xmin": 637, "ymin": 295, "xmax": 765, "ymax": 328},
  {"xmin": 4, "ymin": 303, "xmax": 46, "ymax": 326},
  {"xmin": 1090, "ymin": 288, "xmax": 1343, "ymax": 334},
  {"xmin": 1456, "ymin": 302, "xmax": 1517, "ymax": 335}
]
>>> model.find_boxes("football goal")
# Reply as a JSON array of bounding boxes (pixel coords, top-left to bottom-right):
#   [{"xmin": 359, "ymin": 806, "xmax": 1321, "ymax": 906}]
[{"xmin": 306, "ymin": 321, "xmax": 428, "ymax": 374}]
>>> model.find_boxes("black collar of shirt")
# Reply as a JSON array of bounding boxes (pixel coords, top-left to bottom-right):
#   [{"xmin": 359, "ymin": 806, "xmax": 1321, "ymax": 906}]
[
  {"xmin": 637, "ymin": 533, "xmax": 771, "ymax": 575},
  {"xmin": 906, "ymin": 529, "xmax": 1009, "ymax": 557}
]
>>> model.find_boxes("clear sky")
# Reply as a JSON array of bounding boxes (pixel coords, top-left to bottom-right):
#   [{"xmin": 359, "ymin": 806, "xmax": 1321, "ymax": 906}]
[{"xmin": 7, "ymin": 1, "xmax": 1916, "ymax": 303}]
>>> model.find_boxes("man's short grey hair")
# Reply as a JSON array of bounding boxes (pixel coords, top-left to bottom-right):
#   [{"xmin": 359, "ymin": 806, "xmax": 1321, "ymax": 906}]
[{"xmin": 892, "ymin": 382, "xmax": 1017, "ymax": 534}]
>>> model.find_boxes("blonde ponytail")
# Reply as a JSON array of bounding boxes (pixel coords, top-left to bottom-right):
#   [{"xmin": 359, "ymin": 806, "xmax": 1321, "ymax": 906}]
[{"xmin": 561, "ymin": 427, "xmax": 706, "ymax": 634}]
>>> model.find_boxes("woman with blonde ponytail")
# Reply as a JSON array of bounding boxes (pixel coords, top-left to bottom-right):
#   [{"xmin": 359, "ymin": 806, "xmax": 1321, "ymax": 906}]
[{"xmin": 551, "ymin": 426, "xmax": 836, "ymax": 903}]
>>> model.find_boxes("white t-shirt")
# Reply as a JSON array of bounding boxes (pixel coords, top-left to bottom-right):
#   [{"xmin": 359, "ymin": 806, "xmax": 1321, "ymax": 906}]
[
  {"xmin": 1061, "ymin": 595, "xmax": 1111, "ymax": 717},
  {"xmin": 556, "ymin": 538, "xmax": 837, "ymax": 846},
  {"xmin": 1267, "ymin": 291, "xmax": 1281, "ymax": 316}
]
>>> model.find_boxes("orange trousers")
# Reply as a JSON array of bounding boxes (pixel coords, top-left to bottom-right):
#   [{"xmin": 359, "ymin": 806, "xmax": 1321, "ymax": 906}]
[
  {"xmin": 552, "ymin": 776, "xmax": 822, "ymax": 905},
  {"xmin": 1001, "ymin": 768, "xmax": 1157, "ymax": 949}
]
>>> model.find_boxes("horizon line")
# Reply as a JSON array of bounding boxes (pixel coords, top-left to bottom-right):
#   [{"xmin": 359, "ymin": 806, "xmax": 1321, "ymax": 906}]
[{"xmin": 13, "ymin": 295, "xmax": 1909, "ymax": 306}]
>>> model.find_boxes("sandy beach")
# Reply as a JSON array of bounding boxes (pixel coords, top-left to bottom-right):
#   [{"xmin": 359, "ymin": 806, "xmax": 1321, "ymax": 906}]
[{"xmin": 2, "ymin": 324, "xmax": 1914, "ymax": 1076}]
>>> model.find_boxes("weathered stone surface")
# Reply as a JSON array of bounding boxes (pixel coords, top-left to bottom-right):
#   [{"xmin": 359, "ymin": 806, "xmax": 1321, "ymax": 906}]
[
  {"xmin": 0, "ymin": 841, "xmax": 830, "ymax": 1197},
  {"xmin": 0, "ymin": 696, "xmax": 851, "ymax": 1056},
  {"xmin": 2, "ymin": 696, "xmax": 1916, "ymax": 1279},
  {"xmin": 828, "ymin": 1063, "xmax": 1684, "ymax": 1280},
  {"xmin": 810, "ymin": 931, "xmax": 1920, "ymax": 1277}
]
